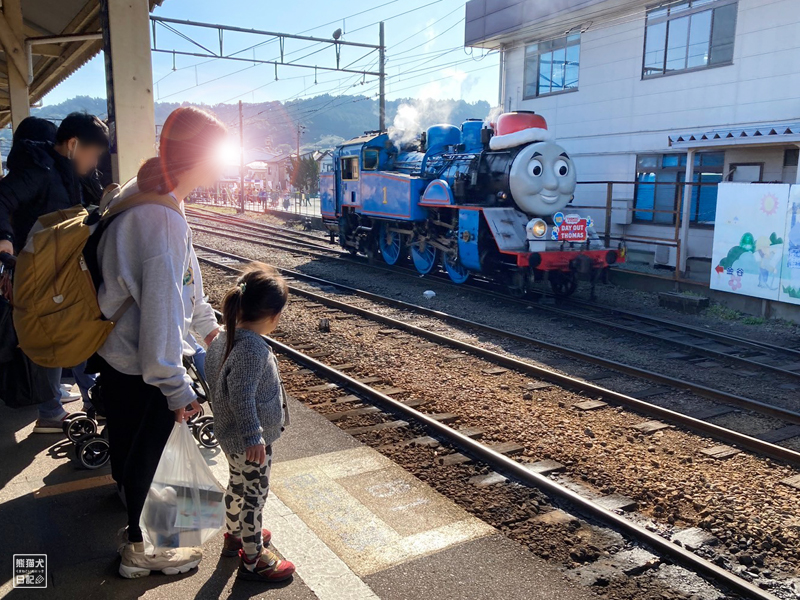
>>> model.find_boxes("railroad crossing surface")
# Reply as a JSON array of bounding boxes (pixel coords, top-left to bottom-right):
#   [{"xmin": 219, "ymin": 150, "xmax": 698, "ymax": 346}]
[{"xmin": 0, "ymin": 396, "xmax": 594, "ymax": 600}]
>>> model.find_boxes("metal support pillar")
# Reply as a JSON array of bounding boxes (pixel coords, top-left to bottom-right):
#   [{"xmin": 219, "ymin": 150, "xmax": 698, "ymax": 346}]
[
  {"xmin": 239, "ymin": 100, "xmax": 245, "ymax": 214},
  {"xmin": 678, "ymin": 149, "xmax": 696, "ymax": 274},
  {"xmin": 100, "ymin": 0, "xmax": 157, "ymax": 183},
  {"xmin": 796, "ymin": 144, "xmax": 800, "ymax": 184},
  {"xmin": 378, "ymin": 22, "xmax": 385, "ymax": 132}
]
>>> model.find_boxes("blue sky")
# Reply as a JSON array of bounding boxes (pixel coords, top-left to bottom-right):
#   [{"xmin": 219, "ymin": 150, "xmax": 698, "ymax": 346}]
[{"xmin": 43, "ymin": 0, "xmax": 498, "ymax": 107}]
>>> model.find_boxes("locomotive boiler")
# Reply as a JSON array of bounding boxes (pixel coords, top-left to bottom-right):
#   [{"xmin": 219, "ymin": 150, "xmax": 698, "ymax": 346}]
[{"xmin": 320, "ymin": 111, "xmax": 624, "ymax": 296}]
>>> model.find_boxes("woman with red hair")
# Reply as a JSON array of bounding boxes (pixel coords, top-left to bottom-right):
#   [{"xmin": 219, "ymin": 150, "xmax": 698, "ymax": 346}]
[{"xmin": 95, "ymin": 107, "xmax": 227, "ymax": 578}]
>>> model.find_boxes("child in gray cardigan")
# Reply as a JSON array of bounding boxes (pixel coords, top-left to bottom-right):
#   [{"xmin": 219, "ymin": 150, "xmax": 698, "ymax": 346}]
[{"xmin": 204, "ymin": 263, "xmax": 295, "ymax": 583}]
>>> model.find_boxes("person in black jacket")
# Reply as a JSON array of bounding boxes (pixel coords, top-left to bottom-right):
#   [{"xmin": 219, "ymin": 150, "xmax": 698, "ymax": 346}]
[
  {"xmin": 0, "ymin": 113, "xmax": 108, "ymax": 255},
  {"xmin": 0, "ymin": 112, "xmax": 109, "ymax": 432}
]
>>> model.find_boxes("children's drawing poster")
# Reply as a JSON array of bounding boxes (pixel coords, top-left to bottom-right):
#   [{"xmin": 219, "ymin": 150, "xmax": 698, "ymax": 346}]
[
  {"xmin": 710, "ymin": 183, "xmax": 790, "ymax": 301},
  {"xmin": 780, "ymin": 185, "xmax": 800, "ymax": 305}
]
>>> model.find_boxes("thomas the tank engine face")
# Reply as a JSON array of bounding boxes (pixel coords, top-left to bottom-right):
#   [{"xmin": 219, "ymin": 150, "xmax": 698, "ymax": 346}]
[{"xmin": 508, "ymin": 140, "xmax": 577, "ymax": 217}]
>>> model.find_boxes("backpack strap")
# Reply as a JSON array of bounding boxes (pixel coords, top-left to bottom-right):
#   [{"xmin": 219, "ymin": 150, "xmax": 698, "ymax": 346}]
[
  {"xmin": 108, "ymin": 296, "xmax": 135, "ymax": 323},
  {"xmin": 101, "ymin": 191, "xmax": 184, "ymax": 221},
  {"xmin": 94, "ymin": 191, "xmax": 185, "ymax": 324}
]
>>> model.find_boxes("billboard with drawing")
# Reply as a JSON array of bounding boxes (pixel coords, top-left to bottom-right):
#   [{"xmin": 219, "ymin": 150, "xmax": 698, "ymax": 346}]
[{"xmin": 710, "ymin": 183, "xmax": 800, "ymax": 305}]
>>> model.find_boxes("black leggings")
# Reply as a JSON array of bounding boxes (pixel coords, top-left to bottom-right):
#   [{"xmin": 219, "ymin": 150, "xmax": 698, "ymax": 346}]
[{"xmin": 98, "ymin": 357, "xmax": 174, "ymax": 543}]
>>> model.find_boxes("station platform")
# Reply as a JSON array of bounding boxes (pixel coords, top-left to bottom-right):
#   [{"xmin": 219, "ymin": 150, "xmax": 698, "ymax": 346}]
[{"xmin": 0, "ymin": 395, "xmax": 595, "ymax": 600}]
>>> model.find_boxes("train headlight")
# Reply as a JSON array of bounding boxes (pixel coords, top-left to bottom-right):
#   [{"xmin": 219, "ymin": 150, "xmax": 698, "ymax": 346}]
[{"xmin": 527, "ymin": 219, "xmax": 547, "ymax": 239}]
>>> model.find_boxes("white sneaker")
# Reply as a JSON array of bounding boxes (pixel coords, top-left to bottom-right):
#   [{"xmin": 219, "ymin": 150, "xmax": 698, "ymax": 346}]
[
  {"xmin": 60, "ymin": 385, "xmax": 81, "ymax": 403},
  {"xmin": 118, "ymin": 541, "xmax": 202, "ymax": 579}
]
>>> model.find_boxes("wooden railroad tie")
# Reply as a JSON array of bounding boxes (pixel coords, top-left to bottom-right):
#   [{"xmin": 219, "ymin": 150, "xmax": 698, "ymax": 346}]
[{"xmin": 437, "ymin": 441, "xmax": 524, "ymax": 467}]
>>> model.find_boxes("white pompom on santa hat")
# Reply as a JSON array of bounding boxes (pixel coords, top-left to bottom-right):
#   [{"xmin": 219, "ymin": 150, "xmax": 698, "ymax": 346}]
[{"xmin": 488, "ymin": 111, "xmax": 552, "ymax": 151}]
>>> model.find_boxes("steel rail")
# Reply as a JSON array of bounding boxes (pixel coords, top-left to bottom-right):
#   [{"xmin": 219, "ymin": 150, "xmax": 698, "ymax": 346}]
[
  {"xmin": 194, "ymin": 244, "xmax": 800, "ymax": 426},
  {"xmin": 271, "ymin": 339, "xmax": 783, "ymax": 600},
  {"xmin": 188, "ymin": 209, "xmax": 800, "ymax": 369},
  {"xmin": 561, "ymin": 295, "xmax": 800, "ymax": 357},
  {"xmin": 185, "ymin": 206, "xmax": 327, "ymax": 243},
  {"xmin": 195, "ymin": 248, "xmax": 800, "ymax": 467},
  {"xmin": 190, "ymin": 223, "xmax": 342, "ymax": 256}
]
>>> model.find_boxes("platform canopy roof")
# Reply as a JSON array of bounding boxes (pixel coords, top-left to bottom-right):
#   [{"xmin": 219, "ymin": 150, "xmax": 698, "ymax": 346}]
[
  {"xmin": 1, "ymin": 0, "xmax": 163, "ymax": 127},
  {"xmin": 669, "ymin": 122, "xmax": 800, "ymax": 150}
]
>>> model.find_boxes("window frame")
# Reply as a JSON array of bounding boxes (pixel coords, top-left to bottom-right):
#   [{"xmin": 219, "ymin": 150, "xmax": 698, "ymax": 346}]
[
  {"xmin": 641, "ymin": 0, "xmax": 737, "ymax": 80},
  {"xmin": 728, "ymin": 162, "xmax": 764, "ymax": 183},
  {"xmin": 522, "ymin": 33, "xmax": 581, "ymax": 100},
  {"xmin": 363, "ymin": 148, "xmax": 380, "ymax": 171},
  {"xmin": 633, "ymin": 151, "xmax": 724, "ymax": 227},
  {"xmin": 340, "ymin": 157, "xmax": 359, "ymax": 181}
]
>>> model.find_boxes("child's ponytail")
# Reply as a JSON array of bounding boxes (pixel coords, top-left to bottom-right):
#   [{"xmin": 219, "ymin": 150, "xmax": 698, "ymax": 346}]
[
  {"xmin": 221, "ymin": 284, "xmax": 244, "ymax": 364},
  {"xmin": 219, "ymin": 262, "xmax": 288, "ymax": 364}
]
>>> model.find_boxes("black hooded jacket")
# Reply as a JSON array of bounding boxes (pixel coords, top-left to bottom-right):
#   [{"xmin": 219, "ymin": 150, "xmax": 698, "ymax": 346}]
[{"xmin": 0, "ymin": 139, "xmax": 83, "ymax": 253}]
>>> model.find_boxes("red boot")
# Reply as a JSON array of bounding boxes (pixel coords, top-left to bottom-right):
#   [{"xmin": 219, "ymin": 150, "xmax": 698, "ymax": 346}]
[{"xmin": 221, "ymin": 529, "xmax": 272, "ymax": 557}]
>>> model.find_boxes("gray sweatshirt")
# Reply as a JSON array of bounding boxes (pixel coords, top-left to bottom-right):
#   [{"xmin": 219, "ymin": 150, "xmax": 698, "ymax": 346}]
[
  {"xmin": 96, "ymin": 180, "xmax": 219, "ymax": 410},
  {"xmin": 205, "ymin": 329, "xmax": 289, "ymax": 455}
]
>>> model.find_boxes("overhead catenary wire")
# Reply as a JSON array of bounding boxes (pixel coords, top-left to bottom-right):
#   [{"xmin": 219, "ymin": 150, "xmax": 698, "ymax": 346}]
[{"xmin": 152, "ymin": 0, "xmax": 454, "ymax": 98}]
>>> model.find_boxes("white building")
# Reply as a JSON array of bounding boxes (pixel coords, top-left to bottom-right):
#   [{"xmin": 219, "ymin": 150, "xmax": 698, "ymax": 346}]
[{"xmin": 465, "ymin": 0, "xmax": 800, "ymax": 274}]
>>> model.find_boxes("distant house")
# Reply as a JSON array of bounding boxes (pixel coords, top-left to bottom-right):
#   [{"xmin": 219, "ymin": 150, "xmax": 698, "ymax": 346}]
[
  {"xmin": 245, "ymin": 150, "xmax": 291, "ymax": 191},
  {"xmin": 313, "ymin": 149, "xmax": 334, "ymax": 173}
]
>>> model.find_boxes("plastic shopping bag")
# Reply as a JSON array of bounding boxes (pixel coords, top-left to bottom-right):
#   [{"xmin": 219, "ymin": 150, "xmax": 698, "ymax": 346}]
[{"xmin": 140, "ymin": 421, "xmax": 225, "ymax": 551}]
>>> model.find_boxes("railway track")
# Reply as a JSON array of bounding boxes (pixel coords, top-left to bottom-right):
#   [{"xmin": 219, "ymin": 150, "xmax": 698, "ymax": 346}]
[
  {"xmin": 194, "ymin": 242, "xmax": 800, "ymax": 459},
  {"xmin": 186, "ymin": 207, "xmax": 800, "ymax": 383},
  {"xmin": 201, "ymin": 265, "xmax": 795, "ymax": 599},
  {"xmin": 194, "ymin": 244, "xmax": 800, "ymax": 466},
  {"xmin": 272, "ymin": 344, "xmax": 791, "ymax": 600}
]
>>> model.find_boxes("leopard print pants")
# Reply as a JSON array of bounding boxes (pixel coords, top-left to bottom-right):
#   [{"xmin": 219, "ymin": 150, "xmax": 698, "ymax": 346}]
[{"xmin": 224, "ymin": 446, "xmax": 272, "ymax": 557}]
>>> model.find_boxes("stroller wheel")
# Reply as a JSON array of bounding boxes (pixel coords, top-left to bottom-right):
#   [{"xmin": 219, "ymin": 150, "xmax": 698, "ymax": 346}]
[
  {"xmin": 62, "ymin": 411, "xmax": 88, "ymax": 434},
  {"xmin": 66, "ymin": 416, "xmax": 97, "ymax": 443},
  {"xmin": 74, "ymin": 434, "xmax": 110, "ymax": 469},
  {"xmin": 191, "ymin": 415, "xmax": 213, "ymax": 436},
  {"xmin": 195, "ymin": 419, "xmax": 218, "ymax": 448}
]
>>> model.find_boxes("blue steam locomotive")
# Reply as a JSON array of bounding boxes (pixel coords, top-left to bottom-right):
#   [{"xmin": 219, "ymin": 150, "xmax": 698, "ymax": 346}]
[{"xmin": 320, "ymin": 111, "xmax": 624, "ymax": 296}]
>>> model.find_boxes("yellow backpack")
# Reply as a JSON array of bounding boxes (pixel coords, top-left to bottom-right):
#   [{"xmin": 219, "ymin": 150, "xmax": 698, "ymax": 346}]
[{"xmin": 12, "ymin": 189, "xmax": 183, "ymax": 368}]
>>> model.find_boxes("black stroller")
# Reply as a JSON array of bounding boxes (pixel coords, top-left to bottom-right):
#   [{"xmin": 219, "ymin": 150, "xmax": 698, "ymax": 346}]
[{"xmin": 63, "ymin": 353, "xmax": 216, "ymax": 469}]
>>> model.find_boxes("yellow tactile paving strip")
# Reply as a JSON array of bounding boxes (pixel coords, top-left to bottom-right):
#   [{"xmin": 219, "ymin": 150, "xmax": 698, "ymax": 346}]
[
  {"xmin": 270, "ymin": 446, "xmax": 494, "ymax": 576},
  {"xmin": 33, "ymin": 474, "xmax": 114, "ymax": 498}
]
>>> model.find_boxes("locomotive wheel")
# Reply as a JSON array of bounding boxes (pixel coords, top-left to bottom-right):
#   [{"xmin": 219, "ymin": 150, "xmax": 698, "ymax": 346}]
[
  {"xmin": 442, "ymin": 253, "xmax": 470, "ymax": 284},
  {"xmin": 378, "ymin": 223, "xmax": 404, "ymax": 266},
  {"xmin": 66, "ymin": 416, "xmax": 97, "ymax": 443},
  {"xmin": 411, "ymin": 240, "xmax": 438, "ymax": 275},
  {"xmin": 550, "ymin": 271, "xmax": 578, "ymax": 297},
  {"xmin": 74, "ymin": 434, "xmax": 111, "ymax": 470}
]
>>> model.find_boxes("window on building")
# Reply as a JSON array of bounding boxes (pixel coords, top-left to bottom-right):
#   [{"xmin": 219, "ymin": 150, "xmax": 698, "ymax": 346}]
[
  {"xmin": 523, "ymin": 33, "xmax": 580, "ymax": 98},
  {"xmin": 643, "ymin": 0, "xmax": 737, "ymax": 78},
  {"xmin": 784, "ymin": 148, "xmax": 799, "ymax": 167},
  {"xmin": 633, "ymin": 152, "xmax": 724, "ymax": 224}
]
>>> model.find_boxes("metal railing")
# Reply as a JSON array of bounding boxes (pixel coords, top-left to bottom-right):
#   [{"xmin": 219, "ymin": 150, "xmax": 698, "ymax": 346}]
[
  {"xmin": 188, "ymin": 189, "xmax": 322, "ymax": 218},
  {"xmin": 572, "ymin": 180, "xmax": 720, "ymax": 285}
]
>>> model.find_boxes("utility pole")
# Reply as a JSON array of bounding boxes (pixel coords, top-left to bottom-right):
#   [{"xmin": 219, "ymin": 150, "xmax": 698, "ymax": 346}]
[
  {"xmin": 297, "ymin": 123, "xmax": 302, "ymax": 164},
  {"xmin": 379, "ymin": 21, "xmax": 385, "ymax": 132},
  {"xmin": 239, "ymin": 100, "xmax": 245, "ymax": 214},
  {"xmin": 294, "ymin": 123, "xmax": 305, "ymax": 194}
]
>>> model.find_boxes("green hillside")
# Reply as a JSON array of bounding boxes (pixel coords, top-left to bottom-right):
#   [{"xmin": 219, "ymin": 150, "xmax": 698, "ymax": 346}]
[{"xmin": 6, "ymin": 95, "xmax": 491, "ymax": 157}]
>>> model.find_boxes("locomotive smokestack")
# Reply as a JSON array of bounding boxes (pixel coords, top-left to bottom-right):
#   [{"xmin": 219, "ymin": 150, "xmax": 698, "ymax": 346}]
[{"xmin": 480, "ymin": 127, "xmax": 493, "ymax": 147}]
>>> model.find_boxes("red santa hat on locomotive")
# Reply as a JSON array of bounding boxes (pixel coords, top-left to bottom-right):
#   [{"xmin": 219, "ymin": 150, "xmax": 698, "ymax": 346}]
[{"xmin": 488, "ymin": 111, "xmax": 553, "ymax": 151}]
